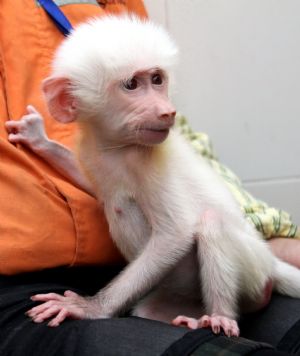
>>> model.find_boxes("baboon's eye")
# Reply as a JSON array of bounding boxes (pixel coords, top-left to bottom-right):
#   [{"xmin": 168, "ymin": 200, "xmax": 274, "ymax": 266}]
[
  {"xmin": 123, "ymin": 77, "xmax": 138, "ymax": 91},
  {"xmin": 152, "ymin": 73, "xmax": 163, "ymax": 85}
]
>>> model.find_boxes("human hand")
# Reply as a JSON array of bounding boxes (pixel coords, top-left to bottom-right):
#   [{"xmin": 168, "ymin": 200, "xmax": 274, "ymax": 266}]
[
  {"xmin": 5, "ymin": 105, "xmax": 49, "ymax": 153},
  {"xmin": 268, "ymin": 237, "xmax": 300, "ymax": 269}
]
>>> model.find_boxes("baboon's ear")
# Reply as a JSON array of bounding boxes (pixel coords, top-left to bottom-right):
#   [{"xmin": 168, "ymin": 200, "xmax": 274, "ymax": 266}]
[{"xmin": 42, "ymin": 77, "xmax": 77, "ymax": 123}]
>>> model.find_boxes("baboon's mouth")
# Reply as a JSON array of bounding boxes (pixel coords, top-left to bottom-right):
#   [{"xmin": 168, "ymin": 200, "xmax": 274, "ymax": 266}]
[{"xmin": 138, "ymin": 127, "xmax": 170, "ymax": 143}]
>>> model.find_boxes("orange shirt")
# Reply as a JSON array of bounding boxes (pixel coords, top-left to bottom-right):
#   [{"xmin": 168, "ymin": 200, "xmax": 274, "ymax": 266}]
[{"xmin": 0, "ymin": 0, "xmax": 147, "ymax": 275}]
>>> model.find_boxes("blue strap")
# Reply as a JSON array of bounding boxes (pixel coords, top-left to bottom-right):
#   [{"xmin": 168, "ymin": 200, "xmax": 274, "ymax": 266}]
[{"xmin": 37, "ymin": 0, "xmax": 74, "ymax": 36}]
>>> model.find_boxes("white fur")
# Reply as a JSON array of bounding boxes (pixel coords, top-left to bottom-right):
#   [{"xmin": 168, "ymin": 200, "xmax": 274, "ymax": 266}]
[
  {"xmin": 52, "ymin": 15, "xmax": 177, "ymax": 114},
  {"xmin": 46, "ymin": 15, "xmax": 300, "ymax": 331},
  {"xmin": 79, "ymin": 127, "xmax": 283, "ymax": 319}
]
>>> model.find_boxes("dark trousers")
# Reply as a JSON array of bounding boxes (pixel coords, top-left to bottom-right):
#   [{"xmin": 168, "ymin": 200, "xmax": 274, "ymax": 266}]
[{"xmin": 0, "ymin": 267, "xmax": 297, "ymax": 355}]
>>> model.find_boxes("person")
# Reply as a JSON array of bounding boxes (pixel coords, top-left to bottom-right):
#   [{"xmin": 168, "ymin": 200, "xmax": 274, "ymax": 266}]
[{"xmin": 0, "ymin": 1, "xmax": 299, "ymax": 355}]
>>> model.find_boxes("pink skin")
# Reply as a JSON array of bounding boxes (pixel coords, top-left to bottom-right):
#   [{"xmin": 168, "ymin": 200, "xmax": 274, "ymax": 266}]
[
  {"xmin": 103, "ymin": 68, "xmax": 176, "ymax": 147},
  {"xmin": 27, "ymin": 291, "xmax": 241, "ymax": 334},
  {"xmin": 172, "ymin": 314, "xmax": 240, "ymax": 337},
  {"xmin": 171, "ymin": 279, "xmax": 273, "ymax": 337},
  {"xmin": 5, "ymin": 104, "xmax": 94, "ymax": 195},
  {"xmin": 5, "ymin": 105, "xmax": 48, "ymax": 152},
  {"xmin": 26, "ymin": 69, "xmax": 177, "ymax": 327},
  {"xmin": 24, "ymin": 70, "xmax": 271, "ymax": 337},
  {"xmin": 26, "ymin": 279, "xmax": 273, "ymax": 334},
  {"xmin": 24, "ymin": 73, "xmax": 273, "ymax": 336},
  {"xmin": 42, "ymin": 69, "xmax": 176, "ymax": 149},
  {"xmin": 260, "ymin": 278, "xmax": 273, "ymax": 309},
  {"xmin": 27, "ymin": 291, "xmax": 102, "ymax": 327}
]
